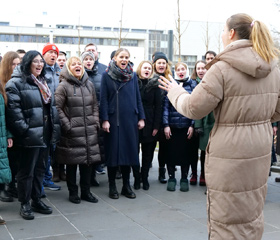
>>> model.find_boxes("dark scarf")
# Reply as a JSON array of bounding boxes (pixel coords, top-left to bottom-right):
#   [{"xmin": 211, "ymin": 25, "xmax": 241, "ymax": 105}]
[{"xmin": 107, "ymin": 60, "xmax": 134, "ymax": 82}]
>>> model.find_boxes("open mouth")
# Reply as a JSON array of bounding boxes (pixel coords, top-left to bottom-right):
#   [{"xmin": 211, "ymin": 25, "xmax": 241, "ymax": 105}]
[
  {"xmin": 87, "ymin": 63, "xmax": 91, "ymax": 68},
  {"xmin": 179, "ymin": 73, "xmax": 184, "ymax": 78},
  {"xmin": 75, "ymin": 68, "xmax": 81, "ymax": 74},
  {"xmin": 121, "ymin": 62, "xmax": 127, "ymax": 68},
  {"xmin": 144, "ymin": 72, "xmax": 150, "ymax": 77}
]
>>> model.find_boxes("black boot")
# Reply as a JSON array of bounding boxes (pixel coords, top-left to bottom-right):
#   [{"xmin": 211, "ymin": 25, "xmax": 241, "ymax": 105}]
[
  {"xmin": 121, "ymin": 184, "xmax": 136, "ymax": 199},
  {"xmin": 158, "ymin": 167, "xmax": 167, "ymax": 184},
  {"xmin": 109, "ymin": 184, "xmax": 119, "ymax": 199},
  {"xmin": 132, "ymin": 166, "xmax": 141, "ymax": 190},
  {"xmin": 108, "ymin": 167, "xmax": 119, "ymax": 199},
  {"xmin": 141, "ymin": 167, "xmax": 150, "ymax": 190},
  {"xmin": 121, "ymin": 166, "xmax": 136, "ymax": 199}
]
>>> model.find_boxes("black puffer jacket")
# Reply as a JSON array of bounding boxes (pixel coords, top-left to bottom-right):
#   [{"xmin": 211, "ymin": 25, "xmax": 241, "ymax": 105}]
[
  {"xmin": 5, "ymin": 66, "xmax": 60, "ymax": 147},
  {"xmin": 55, "ymin": 67, "xmax": 101, "ymax": 165},
  {"xmin": 138, "ymin": 75, "xmax": 163, "ymax": 143},
  {"xmin": 85, "ymin": 67, "xmax": 102, "ymax": 103},
  {"xmin": 162, "ymin": 78, "xmax": 197, "ymax": 128}
]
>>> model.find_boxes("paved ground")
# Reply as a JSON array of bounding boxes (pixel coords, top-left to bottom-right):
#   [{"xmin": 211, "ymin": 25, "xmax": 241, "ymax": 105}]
[{"xmin": 1, "ymin": 154, "xmax": 280, "ymax": 240}]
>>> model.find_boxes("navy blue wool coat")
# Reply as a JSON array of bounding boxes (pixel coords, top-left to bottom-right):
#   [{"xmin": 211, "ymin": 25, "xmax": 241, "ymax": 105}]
[{"xmin": 100, "ymin": 72, "xmax": 145, "ymax": 167}]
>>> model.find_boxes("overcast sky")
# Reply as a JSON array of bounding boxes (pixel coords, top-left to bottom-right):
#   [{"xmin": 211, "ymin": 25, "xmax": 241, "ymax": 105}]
[{"xmin": 1, "ymin": 0, "xmax": 280, "ymax": 32}]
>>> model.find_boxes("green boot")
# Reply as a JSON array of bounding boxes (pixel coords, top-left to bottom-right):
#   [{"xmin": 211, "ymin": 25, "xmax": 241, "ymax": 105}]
[
  {"xmin": 167, "ymin": 178, "xmax": 177, "ymax": 191},
  {"xmin": 180, "ymin": 178, "xmax": 189, "ymax": 192}
]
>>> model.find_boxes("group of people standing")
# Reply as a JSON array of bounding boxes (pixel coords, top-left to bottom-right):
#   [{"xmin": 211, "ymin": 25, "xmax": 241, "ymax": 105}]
[{"xmin": 0, "ymin": 41, "xmax": 212, "ymax": 222}]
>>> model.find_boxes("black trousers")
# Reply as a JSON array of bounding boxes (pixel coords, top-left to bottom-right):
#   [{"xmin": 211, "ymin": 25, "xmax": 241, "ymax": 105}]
[
  {"xmin": 167, "ymin": 165, "xmax": 189, "ymax": 179},
  {"xmin": 66, "ymin": 164, "xmax": 92, "ymax": 196},
  {"xmin": 17, "ymin": 147, "xmax": 49, "ymax": 203},
  {"xmin": 141, "ymin": 141, "xmax": 157, "ymax": 176},
  {"xmin": 158, "ymin": 130, "xmax": 168, "ymax": 168},
  {"xmin": 107, "ymin": 165, "xmax": 131, "ymax": 186},
  {"xmin": 7, "ymin": 146, "xmax": 21, "ymax": 186}
]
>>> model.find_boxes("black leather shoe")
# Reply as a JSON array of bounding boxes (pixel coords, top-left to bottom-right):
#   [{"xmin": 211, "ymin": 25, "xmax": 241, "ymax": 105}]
[
  {"xmin": 20, "ymin": 202, "xmax": 34, "ymax": 220},
  {"xmin": 31, "ymin": 200, "xmax": 52, "ymax": 214},
  {"xmin": 121, "ymin": 185, "xmax": 136, "ymax": 199},
  {"xmin": 0, "ymin": 190, "xmax": 13, "ymax": 202},
  {"xmin": 91, "ymin": 177, "xmax": 100, "ymax": 187},
  {"xmin": 109, "ymin": 185, "xmax": 119, "ymax": 199},
  {"xmin": 81, "ymin": 192, "xmax": 98, "ymax": 203},
  {"xmin": 69, "ymin": 195, "xmax": 81, "ymax": 204}
]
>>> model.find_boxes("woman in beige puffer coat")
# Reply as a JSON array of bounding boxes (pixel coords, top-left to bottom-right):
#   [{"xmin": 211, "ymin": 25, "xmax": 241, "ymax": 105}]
[{"xmin": 159, "ymin": 13, "xmax": 280, "ymax": 240}]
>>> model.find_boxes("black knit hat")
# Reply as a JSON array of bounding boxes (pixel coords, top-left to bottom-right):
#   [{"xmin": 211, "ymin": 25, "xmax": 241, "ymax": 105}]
[{"xmin": 153, "ymin": 52, "xmax": 168, "ymax": 63}]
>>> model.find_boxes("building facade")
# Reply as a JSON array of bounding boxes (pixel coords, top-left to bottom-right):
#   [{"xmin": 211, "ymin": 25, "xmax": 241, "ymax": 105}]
[{"xmin": 0, "ymin": 20, "xmax": 223, "ymax": 73}]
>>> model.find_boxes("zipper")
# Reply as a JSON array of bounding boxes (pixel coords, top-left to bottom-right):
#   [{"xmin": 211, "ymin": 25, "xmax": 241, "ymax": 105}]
[
  {"xmin": 81, "ymin": 85, "xmax": 90, "ymax": 164},
  {"xmin": 73, "ymin": 85, "xmax": 76, "ymax": 96},
  {"xmin": 113, "ymin": 81, "xmax": 128, "ymax": 127}
]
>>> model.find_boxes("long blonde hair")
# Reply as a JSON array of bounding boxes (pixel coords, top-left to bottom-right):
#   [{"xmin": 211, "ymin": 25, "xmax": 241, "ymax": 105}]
[{"xmin": 227, "ymin": 13, "xmax": 279, "ymax": 63}]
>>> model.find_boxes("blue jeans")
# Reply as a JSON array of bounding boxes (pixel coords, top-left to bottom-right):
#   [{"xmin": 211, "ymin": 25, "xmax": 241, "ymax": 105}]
[{"xmin": 43, "ymin": 144, "xmax": 56, "ymax": 185}]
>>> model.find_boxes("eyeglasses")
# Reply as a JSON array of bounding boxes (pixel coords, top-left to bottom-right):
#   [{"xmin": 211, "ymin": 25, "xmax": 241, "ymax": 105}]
[{"xmin": 32, "ymin": 59, "xmax": 44, "ymax": 64}]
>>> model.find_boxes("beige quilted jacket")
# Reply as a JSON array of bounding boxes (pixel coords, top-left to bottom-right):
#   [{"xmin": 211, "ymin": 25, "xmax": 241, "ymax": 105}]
[{"xmin": 168, "ymin": 40, "xmax": 280, "ymax": 240}]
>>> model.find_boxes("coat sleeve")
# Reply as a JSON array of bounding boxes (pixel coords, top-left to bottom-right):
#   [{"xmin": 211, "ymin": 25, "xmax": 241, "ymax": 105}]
[
  {"xmin": 99, "ymin": 73, "xmax": 109, "ymax": 121},
  {"xmin": 89, "ymin": 82, "xmax": 100, "ymax": 127},
  {"xmin": 153, "ymin": 88, "xmax": 163, "ymax": 130},
  {"xmin": 162, "ymin": 93, "xmax": 170, "ymax": 127},
  {"xmin": 5, "ymin": 80, "xmax": 29, "ymax": 136},
  {"xmin": 167, "ymin": 64, "xmax": 224, "ymax": 120},
  {"xmin": 55, "ymin": 83, "xmax": 71, "ymax": 133},
  {"xmin": 135, "ymin": 77, "xmax": 145, "ymax": 120}
]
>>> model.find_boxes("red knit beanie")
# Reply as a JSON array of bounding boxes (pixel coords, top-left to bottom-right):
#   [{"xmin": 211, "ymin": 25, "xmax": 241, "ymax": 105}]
[{"xmin": 42, "ymin": 43, "xmax": 59, "ymax": 56}]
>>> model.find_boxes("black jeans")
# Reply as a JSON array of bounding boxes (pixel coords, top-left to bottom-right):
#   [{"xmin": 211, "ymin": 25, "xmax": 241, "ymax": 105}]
[
  {"xmin": 66, "ymin": 164, "xmax": 92, "ymax": 196},
  {"xmin": 141, "ymin": 141, "xmax": 157, "ymax": 176},
  {"xmin": 17, "ymin": 147, "xmax": 49, "ymax": 203},
  {"xmin": 107, "ymin": 165, "xmax": 131, "ymax": 186}
]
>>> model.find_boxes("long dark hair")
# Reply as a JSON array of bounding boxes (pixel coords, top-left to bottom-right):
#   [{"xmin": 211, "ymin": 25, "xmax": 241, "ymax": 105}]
[{"xmin": 20, "ymin": 50, "xmax": 46, "ymax": 79}]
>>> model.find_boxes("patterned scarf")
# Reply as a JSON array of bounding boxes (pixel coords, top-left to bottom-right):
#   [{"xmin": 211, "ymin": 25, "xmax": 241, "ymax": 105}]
[
  {"xmin": 107, "ymin": 60, "xmax": 134, "ymax": 82},
  {"xmin": 31, "ymin": 74, "xmax": 52, "ymax": 104}
]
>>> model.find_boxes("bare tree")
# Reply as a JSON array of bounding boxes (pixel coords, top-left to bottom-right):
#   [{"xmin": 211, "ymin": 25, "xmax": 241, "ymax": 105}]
[
  {"xmin": 174, "ymin": 0, "xmax": 189, "ymax": 62},
  {"xmin": 215, "ymin": 24, "xmax": 223, "ymax": 54},
  {"xmin": 202, "ymin": 21, "xmax": 210, "ymax": 52},
  {"xmin": 117, "ymin": 0, "xmax": 129, "ymax": 48}
]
